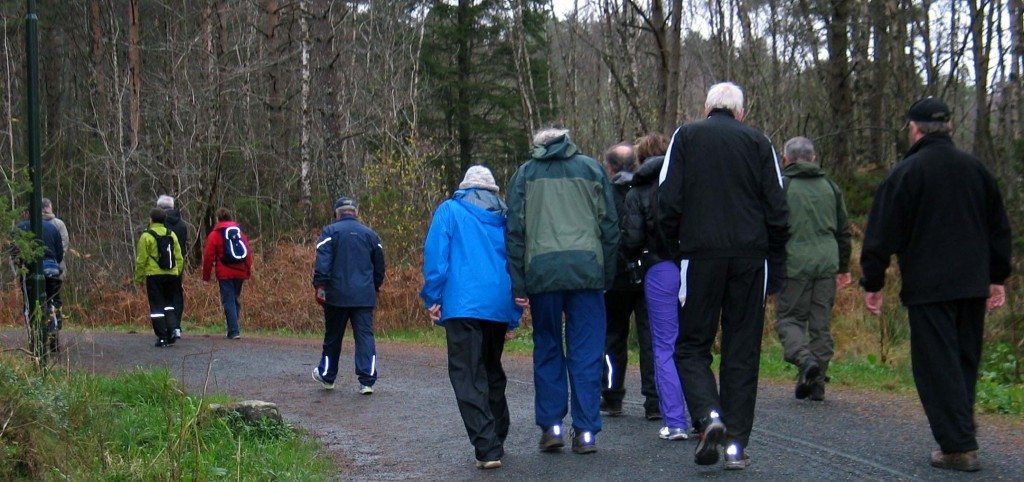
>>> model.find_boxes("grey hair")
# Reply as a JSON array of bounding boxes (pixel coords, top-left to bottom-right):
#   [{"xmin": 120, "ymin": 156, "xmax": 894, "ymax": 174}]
[
  {"xmin": 705, "ymin": 82, "xmax": 744, "ymax": 116},
  {"xmin": 532, "ymin": 127, "xmax": 570, "ymax": 147},
  {"xmin": 42, "ymin": 198, "xmax": 53, "ymax": 209},
  {"xmin": 604, "ymin": 142, "xmax": 636, "ymax": 173},
  {"xmin": 156, "ymin": 195, "xmax": 175, "ymax": 209},
  {"xmin": 913, "ymin": 120, "xmax": 953, "ymax": 136},
  {"xmin": 783, "ymin": 137, "xmax": 816, "ymax": 163}
]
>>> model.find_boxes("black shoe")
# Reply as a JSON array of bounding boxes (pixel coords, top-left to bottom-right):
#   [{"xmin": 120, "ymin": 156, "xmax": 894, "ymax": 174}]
[
  {"xmin": 538, "ymin": 425, "xmax": 565, "ymax": 452},
  {"xmin": 645, "ymin": 407, "xmax": 663, "ymax": 421},
  {"xmin": 154, "ymin": 339, "xmax": 169, "ymax": 348},
  {"xmin": 694, "ymin": 412, "xmax": 726, "ymax": 465},
  {"xmin": 571, "ymin": 430, "xmax": 597, "ymax": 454},
  {"xmin": 810, "ymin": 380, "xmax": 826, "ymax": 401},
  {"xmin": 724, "ymin": 442, "xmax": 751, "ymax": 470},
  {"xmin": 600, "ymin": 400, "xmax": 623, "ymax": 417},
  {"xmin": 795, "ymin": 359, "xmax": 821, "ymax": 400}
]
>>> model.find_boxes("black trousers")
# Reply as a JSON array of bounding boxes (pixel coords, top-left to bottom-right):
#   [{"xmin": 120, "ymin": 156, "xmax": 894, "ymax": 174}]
[
  {"xmin": 171, "ymin": 274, "xmax": 184, "ymax": 330},
  {"xmin": 676, "ymin": 258, "xmax": 765, "ymax": 447},
  {"xmin": 444, "ymin": 318, "xmax": 509, "ymax": 462},
  {"xmin": 602, "ymin": 289, "xmax": 659, "ymax": 411},
  {"xmin": 908, "ymin": 299, "xmax": 985, "ymax": 453},
  {"xmin": 145, "ymin": 275, "xmax": 179, "ymax": 341}
]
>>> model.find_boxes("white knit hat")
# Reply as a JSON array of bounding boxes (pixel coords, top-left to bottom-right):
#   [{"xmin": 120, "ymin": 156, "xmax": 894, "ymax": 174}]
[{"xmin": 459, "ymin": 165, "xmax": 499, "ymax": 192}]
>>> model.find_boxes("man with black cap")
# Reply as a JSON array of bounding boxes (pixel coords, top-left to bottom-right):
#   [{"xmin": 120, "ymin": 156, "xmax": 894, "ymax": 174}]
[
  {"xmin": 861, "ymin": 97, "xmax": 1012, "ymax": 472},
  {"xmin": 311, "ymin": 196, "xmax": 386, "ymax": 394}
]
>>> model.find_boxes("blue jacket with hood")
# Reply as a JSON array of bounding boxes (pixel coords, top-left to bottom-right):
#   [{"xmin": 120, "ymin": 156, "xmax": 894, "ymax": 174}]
[{"xmin": 420, "ymin": 189, "xmax": 523, "ymax": 328}]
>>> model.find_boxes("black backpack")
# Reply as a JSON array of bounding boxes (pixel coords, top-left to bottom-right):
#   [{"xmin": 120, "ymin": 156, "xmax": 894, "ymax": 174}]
[
  {"xmin": 145, "ymin": 229, "xmax": 177, "ymax": 271},
  {"xmin": 221, "ymin": 226, "xmax": 249, "ymax": 264}
]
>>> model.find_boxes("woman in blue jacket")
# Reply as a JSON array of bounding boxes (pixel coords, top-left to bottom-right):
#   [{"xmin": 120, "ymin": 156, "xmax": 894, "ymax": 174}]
[{"xmin": 420, "ymin": 165, "xmax": 523, "ymax": 470}]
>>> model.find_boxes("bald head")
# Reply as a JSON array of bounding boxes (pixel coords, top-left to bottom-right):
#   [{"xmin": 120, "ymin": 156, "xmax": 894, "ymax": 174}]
[{"xmin": 604, "ymin": 142, "xmax": 636, "ymax": 175}]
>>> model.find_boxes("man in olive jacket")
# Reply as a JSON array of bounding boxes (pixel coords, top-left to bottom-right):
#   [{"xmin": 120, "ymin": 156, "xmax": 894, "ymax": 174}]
[
  {"xmin": 774, "ymin": 137, "xmax": 851, "ymax": 402},
  {"xmin": 506, "ymin": 127, "xmax": 619, "ymax": 455}
]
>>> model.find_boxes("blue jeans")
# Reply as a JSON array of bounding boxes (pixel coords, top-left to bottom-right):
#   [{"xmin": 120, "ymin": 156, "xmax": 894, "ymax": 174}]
[
  {"xmin": 218, "ymin": 279, "xmax": 244, "ymax": 337},
  {"xmin": 530, "ymin": 290, "xmax": 606, "ymax": 434}
]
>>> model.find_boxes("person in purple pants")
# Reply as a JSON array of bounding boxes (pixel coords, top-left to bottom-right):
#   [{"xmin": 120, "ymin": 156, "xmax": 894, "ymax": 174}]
[{"xmin": 620, "ymin": 133, "xmax": 690, "ymax": 440}]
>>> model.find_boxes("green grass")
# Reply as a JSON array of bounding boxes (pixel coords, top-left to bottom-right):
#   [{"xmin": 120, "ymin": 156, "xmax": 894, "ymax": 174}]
[{"xmin": 0, "ymin": 354, "xmax": 333, "ymax": 481}]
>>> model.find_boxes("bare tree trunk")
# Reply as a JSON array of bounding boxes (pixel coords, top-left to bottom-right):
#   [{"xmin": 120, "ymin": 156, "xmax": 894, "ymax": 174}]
[
  {"xmin": 969, "ymin": 0, "xmax": 994, "ymax": 163},
  {"xmin": 1009, "ymin": 0, "xmax": 1023, "ymax": 136},
  {"xmin": 127, "ymin": 0, "xmax": 141, "ymax": 151},
  {"xmin": 299, "ymin": 0, "xmax": 312, "ymax": 220},
  {"xmin": 456, "ymin": 0, "xmax": 474, "ymax": 174},
  {"xmin": 512, "ymin": 0, "xmax": 539, "ymax": 134},
  {"xmin": 666, "ymin": 0, "xmax": 682, "ymax": 132},
  {"xmin": 91, "ymin": 0, "xmax": 105, "ymax": 99},
  {"xmin": 824, "ymin": 0, "xmax": 853, "ymax": 172}
]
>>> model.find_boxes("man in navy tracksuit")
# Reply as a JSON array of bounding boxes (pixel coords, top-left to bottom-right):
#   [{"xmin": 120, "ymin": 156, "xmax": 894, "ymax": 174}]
[{"xmin": 311, "ymin": 197, "xmax": 386, "ymax": 393}]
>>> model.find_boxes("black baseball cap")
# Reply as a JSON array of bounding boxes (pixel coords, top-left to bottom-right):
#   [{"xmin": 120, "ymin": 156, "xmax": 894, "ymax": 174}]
[
  {"xmin": 333, "ymin": 196, "xmax": 357, "ymax": 211},
  {"xmin": 907, "ymin": 97, "xmax": 951, "ymax": 123}
]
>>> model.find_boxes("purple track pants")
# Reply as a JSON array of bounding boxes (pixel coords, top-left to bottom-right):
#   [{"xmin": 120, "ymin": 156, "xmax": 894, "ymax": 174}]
[{"xmin": 645, "ymin": 261, "xmax": 689, "ymax": 430}]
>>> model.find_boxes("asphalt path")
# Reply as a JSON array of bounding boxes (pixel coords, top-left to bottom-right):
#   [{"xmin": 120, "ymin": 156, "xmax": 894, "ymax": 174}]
[{"xmin": 3, "ymin": 328, "xmax": 1021, "ymax": 481}]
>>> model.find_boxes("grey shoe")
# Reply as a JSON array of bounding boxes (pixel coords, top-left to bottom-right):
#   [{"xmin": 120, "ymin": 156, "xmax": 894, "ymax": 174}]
[
  {"xmin": 311, "ymin": 367, "xmax": 334, "ymax": 390},
  {"xmin": 171, "ymin": 328, "xmax": 182, "ymax": 340},
  {"xmin": 724, "ymin": 443, "xmax": 750, "ymax": 470},
  {"xmin": 571, "ymin": 430, "xmax": 596, "ymax": 454},
  {"xmin": 475, "ymin": 459, "xmax": 502, "ymax": 469},
  {"xmin": 359, "ymin": 385, "xmax": 374, "ymax": 395},
  {"xmin": 538, "ymin": 425, "xmax": 565, "ymax": 452},
  {"xmin": 659, "ymin": 427, "xmax": 689, "ymax": 440}
]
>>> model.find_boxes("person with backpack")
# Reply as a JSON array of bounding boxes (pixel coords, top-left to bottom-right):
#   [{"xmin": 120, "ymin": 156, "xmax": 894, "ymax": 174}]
[
  {"xmin": 134, "ymin": 208, "xmax": 184, "ymax": 347},
  {"xmin": 202, "ymin": 207, "xmax": 252, "ymax": 339},
  {"xmin": 158, "ymin": 195, "xmax": 188, "ymax": 340}
]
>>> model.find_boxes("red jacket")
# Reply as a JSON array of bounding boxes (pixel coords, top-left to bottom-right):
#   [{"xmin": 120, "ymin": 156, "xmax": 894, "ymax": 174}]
[{"xmin": 202, "ymin": 221, "xmax": 253, "ymax": 281}]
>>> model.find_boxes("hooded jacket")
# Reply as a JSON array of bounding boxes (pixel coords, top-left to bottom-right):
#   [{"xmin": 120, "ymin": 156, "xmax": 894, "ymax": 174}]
[
  {"xmin": 621, "ymin": 156, "xmax": 668, "ymax": 268},
  {"xmin": 861, "ymin": 133, "xmax": 1012, "ymax": 305},
  {"xmin": 506, "ymin": 134, "xmax": 619, "ymax": 297},
  {"xmin": 134, "ymin": 223, "xmax": 184, "ymax": 284},
  {"xmin": 15, "ymin": 219, "xmax": 64, "ymax": 265},
  {"xmin": 202, "ymin": 221, "xmax": 253, "ymax": 281},
  {"xmin": 657, "ymin": 110, "xmax": 790, "ymax": 292},
  {"xmin": 782, "ymin": 161, "xmax": 851, "ymax": 279},
  {"xmin": 608, "ymin": 170, "xmax": 641, "ymax": 291},
  {"xmin": 162, "ymin": 208, "xmax": 188, "ymax": 259},
  {"xmin": 313, "ymin": 214, "xmax": 386, "ymax": 307},
  {"xmin": 420, "ymin": 189, "xmax": 523, "ymax": 327}
]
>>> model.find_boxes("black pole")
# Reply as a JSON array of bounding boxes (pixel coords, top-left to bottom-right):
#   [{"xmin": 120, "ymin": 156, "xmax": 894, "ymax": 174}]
[{"xmin": 25, "ymin": 0, "xmax": 46, "ymax": 360}]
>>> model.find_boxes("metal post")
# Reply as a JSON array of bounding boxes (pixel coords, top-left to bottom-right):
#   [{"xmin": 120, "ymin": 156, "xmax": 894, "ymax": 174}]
[{"xmin": 25, "ymin": 0, "xmax": 47, "ymax": 360}]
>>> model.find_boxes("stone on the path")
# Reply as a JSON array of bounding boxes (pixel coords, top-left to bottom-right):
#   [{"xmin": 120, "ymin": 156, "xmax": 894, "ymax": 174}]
[{"xmin": 209, "ymin": 400, "xmax": 283, "ymax": 425}]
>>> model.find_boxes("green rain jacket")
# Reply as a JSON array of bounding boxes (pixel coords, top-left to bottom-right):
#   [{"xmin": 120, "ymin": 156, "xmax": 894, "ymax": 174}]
[
  {"xmin": 782, "ymin": 161, "xmax": 851, "ymax": 279},
  {"xmin": 506, "ymin": 134, "xmax": 619, "ymax": 297},
  {"xmin": 134, "ymin": 223, "xmax": 184, "ymax": 284}
]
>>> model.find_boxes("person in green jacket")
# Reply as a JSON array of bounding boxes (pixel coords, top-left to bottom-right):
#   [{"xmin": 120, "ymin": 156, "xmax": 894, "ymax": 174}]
[
  {"xmin": 134, "ymin": 208, "xmax": 184, "ymax": 347},
  {"xmin": 774, "ymin": 137, "xmax": 852, "ymax": 401},
  {"xmin": 506, "ymin": 127, "xmax": 619, "ymax": 454}
]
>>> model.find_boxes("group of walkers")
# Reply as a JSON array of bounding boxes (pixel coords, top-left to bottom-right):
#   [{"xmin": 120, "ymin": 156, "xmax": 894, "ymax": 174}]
[
  {"xmin": 411, "ymin": 82, "xmax": 1012, "ymax": 473},
  {"xmin": 14, "ymin": 81, "xmax": 1011, "ymax": 475},
  {"xmin": 133, "ymin": 197, "xmax": 252, "ymax": 347}
]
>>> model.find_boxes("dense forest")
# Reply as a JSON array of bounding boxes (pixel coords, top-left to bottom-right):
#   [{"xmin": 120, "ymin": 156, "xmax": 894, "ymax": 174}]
[{"xmin": 0, "ymin": 1, "xmax": 1021, "ymax": 333}]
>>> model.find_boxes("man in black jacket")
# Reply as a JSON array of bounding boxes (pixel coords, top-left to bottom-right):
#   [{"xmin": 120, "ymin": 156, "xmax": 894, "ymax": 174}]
[
  {"xmin": 600, "ymin": 142, "xmax": 660, "ymax": 420},
  {"xmin": 657, "ymin": 82, "xmax": 789, "ymax": 470},
  {"xmin": 861, "ymin": 97, "xmax": 1012, "ymax": 473},
  {"xmin": 158, "ymin": 195, "xmax": 188, "ymax": 340}
]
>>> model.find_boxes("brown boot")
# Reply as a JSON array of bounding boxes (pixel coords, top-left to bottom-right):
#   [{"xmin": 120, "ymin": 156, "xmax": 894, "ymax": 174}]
[{"xmin": 930, "ymin": 450, "xmax": 981, "ymax": 472}]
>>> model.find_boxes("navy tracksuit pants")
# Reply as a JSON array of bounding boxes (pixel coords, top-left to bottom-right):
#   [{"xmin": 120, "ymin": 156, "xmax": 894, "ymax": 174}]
[
  {"xmin": 316, "ymin": 305, "xmax": 378, "ymax": 386},
  {"xmin": 530, "ymin": 290, "xmax": 606, "ymax": 434}
]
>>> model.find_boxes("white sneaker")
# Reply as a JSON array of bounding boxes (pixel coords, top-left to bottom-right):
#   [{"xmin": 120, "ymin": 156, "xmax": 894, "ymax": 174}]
[
  {"xmin": 171, "ymin": 328, "xmax": 182, "ymax": 340},
  {"xmin": 359, "ymin": 385, "xmax": 374, "ymax": 395},
  {"xmin": 659, "ymin": 426, "xmax": 689, "ymax": 440},
  {"xmin": 311, "ymin": 367, "xmax": 334, "ymax": 390}
]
